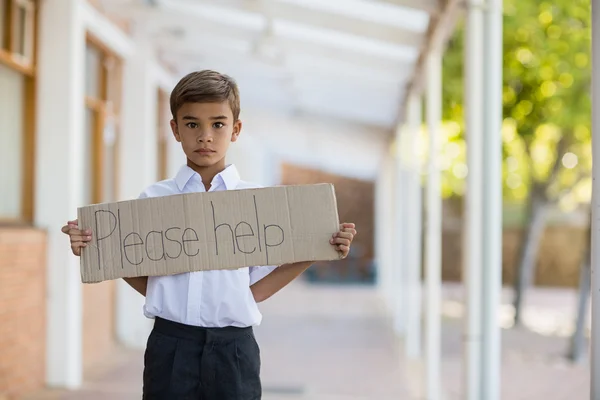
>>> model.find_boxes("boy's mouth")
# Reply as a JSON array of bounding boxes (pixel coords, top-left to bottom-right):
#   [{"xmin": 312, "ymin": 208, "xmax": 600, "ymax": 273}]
[{"xmin": 195, "ymin": 148, "xmax": 216, "ymax": 154}]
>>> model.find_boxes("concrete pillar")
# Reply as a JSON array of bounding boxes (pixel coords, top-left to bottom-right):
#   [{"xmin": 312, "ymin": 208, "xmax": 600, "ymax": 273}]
[
  {"xmin": 591, "ymin": 1, "xmax": 600, "ymax": 397},
  {"xmin": 35, "ymin": 0, "xmax": 86, "ymax": 388},
  {"xmin": 167, "ymin": 134, "xmax": 185, "ymax": 178},
  {"xmin": 464, "ymin": 0, "xmax": 485, "ymax": 398},
  {"xmin": 375, "ymin": 156, "xmax": 387, "ymax": 295},
  {"xmin": 384, "ymin": 150, "xmax": 396, "ymax": 311},
  {"xmin": 425, "ymin": 49, "xmax": 443, "ymax": 400},
  {"xmin": 226, "ymin": 132, "xmax": 277, "ymax": 186},
  {"xmin": 393, "ymin": 127, "xmax": 407, "ymax": 335},
  {"xmin": 404, "ymin": 93, "xmax": 423, "ymax": 360},
  {"xmin": 376, "ymin": 150, "xmax": 395, "ymax": 311},
  {"xmin": 115, "ymin": 24, "xmax": 160, "ymax": 349},
  {"xmin": 481, "ymin": 0, "xmax": 503, "ymax": 397}
]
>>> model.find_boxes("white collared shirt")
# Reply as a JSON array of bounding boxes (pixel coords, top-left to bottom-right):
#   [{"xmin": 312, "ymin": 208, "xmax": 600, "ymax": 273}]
[{"xmin": 138, "ymin": 164, "xmax": 277, "ymax": 328}]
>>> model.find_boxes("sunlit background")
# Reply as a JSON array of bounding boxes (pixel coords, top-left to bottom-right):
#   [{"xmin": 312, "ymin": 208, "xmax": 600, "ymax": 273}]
[{"xmin": 0, "ymin": 0, "xmax": 594, "ymax": 399}]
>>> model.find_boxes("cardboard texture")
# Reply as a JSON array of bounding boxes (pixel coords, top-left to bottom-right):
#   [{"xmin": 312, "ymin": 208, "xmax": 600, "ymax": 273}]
[{"xmin": 77, "ymin": 184, "xmax": 341, "ymax": 283}]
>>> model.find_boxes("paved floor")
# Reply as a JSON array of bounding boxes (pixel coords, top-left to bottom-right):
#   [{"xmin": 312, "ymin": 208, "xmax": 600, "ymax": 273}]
[{"xmin": 25, "ymin": 281, "xmax": 590, "ymax": 400}]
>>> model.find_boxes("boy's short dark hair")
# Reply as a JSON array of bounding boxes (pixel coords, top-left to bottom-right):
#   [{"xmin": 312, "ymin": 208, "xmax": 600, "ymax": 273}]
[{"xmin": 170, "ymin": 70, "xmax": 241, "ymax": 121}]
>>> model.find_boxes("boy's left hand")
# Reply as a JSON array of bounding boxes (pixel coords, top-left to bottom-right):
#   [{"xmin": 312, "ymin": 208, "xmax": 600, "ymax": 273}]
[{"xmin": 330, "ymin": 223, "xmax": 357, "ymax": 259}]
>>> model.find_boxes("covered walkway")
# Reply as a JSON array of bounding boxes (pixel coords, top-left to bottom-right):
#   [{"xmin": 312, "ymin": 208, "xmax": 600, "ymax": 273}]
[
  {"xmin": 26, "ymin": 282, "xmax": 589, "ymax": 400},
  {"xmin": 2, "ymin": 0, "xmax": 599, "ymax": 399}
]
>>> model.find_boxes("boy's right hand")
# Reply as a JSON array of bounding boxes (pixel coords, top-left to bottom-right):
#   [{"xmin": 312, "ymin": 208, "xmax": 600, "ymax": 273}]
[{"xmin": 61, "ymin": 219, "xmax": 92, "ymax": 256}]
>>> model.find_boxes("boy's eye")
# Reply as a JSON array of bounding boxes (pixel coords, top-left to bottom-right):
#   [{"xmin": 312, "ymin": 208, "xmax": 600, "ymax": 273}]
[
  {"xmin": 213, "ymin": 122, "xmax": 225, "ymax": 129},
  {"xmin": 186, "ymin": 122, "xmax": 198, "ymax": 129}
]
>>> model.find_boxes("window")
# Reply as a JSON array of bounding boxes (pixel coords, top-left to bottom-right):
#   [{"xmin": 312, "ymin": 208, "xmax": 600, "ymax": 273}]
[
  {"xmin": 157, "ymin": 89, "xmax": 170, "ymax": 181},
  {"xmin": 11, "ymin": 0, "xmax": 34, "ymax": 64},
  {"xmin": 0, "ymin": 0, "xmax": 35, "ymax": 72},
  {"xmin": 84, "ymin": 38, "xmax": 122, "ymax": 204},
  {"xmin": 103, "ymin": 115, "xmax": 118, "ymax": 202},
  {"xmin": 0, "ymin": 0, "xmax": 6, "ymax": 49},
  {"xmin": 0, "ymin": 0, "xmax": 36, "ymax": 222},
  {"xmin": 83, "ymin": 107, "xmax": 96, "ymax": 206},
  {"xmin": 0, "ymin": 63, "xmax": 24, "ymax": 218}
]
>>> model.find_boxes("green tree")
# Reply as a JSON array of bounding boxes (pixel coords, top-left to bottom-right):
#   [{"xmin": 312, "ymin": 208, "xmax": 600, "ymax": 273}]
[{"xmin": 441, "ymin": 0, "xmax": 591, "ymax": 325}]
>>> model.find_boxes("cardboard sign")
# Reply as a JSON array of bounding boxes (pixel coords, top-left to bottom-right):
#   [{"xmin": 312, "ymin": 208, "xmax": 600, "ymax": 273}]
[{"xmin": 77, "ymin": 184, "xmax": 341, "ymax": 283}]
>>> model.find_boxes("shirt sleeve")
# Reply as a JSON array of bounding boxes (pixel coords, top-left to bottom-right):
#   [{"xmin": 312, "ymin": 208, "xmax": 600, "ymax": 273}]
[{"xmin": 249, "ymin": 265, "xmax": 278, "ymax": 285}]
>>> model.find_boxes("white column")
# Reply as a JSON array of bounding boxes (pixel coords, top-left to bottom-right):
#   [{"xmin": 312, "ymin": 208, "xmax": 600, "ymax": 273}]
[
  {"xmin": 481, "ymin": 0, "xmax": 503, "ymax": 398},
  {"xmin": 381, "ymin": 151, "xmax": 396, "ymax": 311},
  {"xmin": 115, "ymin": 24, "xmax": 160, "ymax": 348},
  {"xmin": 226, "ymin": 133, "xmax": 278, "ymax": 185},
  {"xmin": 119, "ymin": 28, "xmax": 159, "ymax": 199},
  {"xmin": 379, "ymin": 152, "xmax": 396, "ymax": 309},
  {"xmin": 264, "ymin": 151, "xmax": 283, "ymax": 186},
  {"xmin": 154, "ymin": 71, "xmax": 183, "ymax": 180},
  {"xmin": 375, "ymin": 157, "xmax": 387, "ymax": 295},
  {"xmin": 389, "ymin": 151, "xmax": 399, "ymax": 315},
  {"xmin": 167, "ymin": 133, "xmax": 185, "ymax": 178},
  {"xmin": 35, "ymin": 0, "xmax": 85, "ymax": 388},
  {"xmin": 425, "ymin": 49, "xmax": 442, "ymax": 400},
  {"xmin": 464, "ymin": 0, "xmax": 485, "ymax": 398},
  {"xmin": 591, "ymin": 1, "xmax": 600, "ymax": 397},
  {"xmin": 404, "ymin": 93, "xmax": 423, "ymax": 359},
  {"xmin": 394, "ymin": 126, "xmax": 407, "ymax": 335}
]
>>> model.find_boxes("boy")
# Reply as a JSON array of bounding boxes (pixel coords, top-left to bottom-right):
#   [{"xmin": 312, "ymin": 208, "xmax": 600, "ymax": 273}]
[{"xmin": 62, "ymin": 70, "xmax": 357, "ymax": 400}]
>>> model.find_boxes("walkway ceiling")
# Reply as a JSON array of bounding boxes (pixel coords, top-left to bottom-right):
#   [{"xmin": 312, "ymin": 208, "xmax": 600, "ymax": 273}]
[{"xmin": 101, "ymin": 0, "xmax": 450, "ymax": 129}]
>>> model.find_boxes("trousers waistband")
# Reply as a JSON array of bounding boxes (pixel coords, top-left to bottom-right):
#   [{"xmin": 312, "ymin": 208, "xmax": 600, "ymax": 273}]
[{"xmin": 153, "ymin": 317, "xmax": 253, "ymax": 341}]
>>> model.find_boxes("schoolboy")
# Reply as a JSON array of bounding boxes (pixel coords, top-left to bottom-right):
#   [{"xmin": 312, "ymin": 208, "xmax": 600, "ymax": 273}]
[{"xmin": 61, "ymin": 70, "xmax": 357, "ymax": 400}]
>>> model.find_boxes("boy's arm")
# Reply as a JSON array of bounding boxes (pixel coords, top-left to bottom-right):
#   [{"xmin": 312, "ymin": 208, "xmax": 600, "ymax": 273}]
[
  {"xmin": 123, "ymin": 191, "xmax": 150, "ymax": 296},
  {"xmin": 250, "ymin": 261, "xmax": 312, "ymax": 303},
  {"xmin": 63, "ymin": 220, "xmax": 148, "ymax": 296},
  {"xmin": 250, "ymin": 223, "xmax": 356, "ymax": 303}
]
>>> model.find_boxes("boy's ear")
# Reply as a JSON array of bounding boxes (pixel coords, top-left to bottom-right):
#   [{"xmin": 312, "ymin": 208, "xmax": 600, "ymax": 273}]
[
  {"xmin": 170, "ymin": 119, "xmax": 181, "ymax": 142},
  {"xmin": 231, "ymin": 119, "xmax": 242, "ymax": 143}
]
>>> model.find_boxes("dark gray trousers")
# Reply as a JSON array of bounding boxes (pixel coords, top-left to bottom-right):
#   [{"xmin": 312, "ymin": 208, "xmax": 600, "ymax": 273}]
[{"xmin": 142, "ymin": 317, "xmax": 262, "ymax": 400}]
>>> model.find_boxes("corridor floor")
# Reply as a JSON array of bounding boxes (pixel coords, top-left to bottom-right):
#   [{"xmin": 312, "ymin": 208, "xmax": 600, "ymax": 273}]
[{"xmin": 26, "ymin": 281, "xmax": 589, "ymax": 400}]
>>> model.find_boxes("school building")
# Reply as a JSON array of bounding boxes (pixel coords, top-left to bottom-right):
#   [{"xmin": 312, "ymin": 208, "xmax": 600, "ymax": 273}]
[
  {"xmin": 0, "ymin": 0, "xmax": 392, "ymax": 397},
  {"xmin": 7, "ymin": 0, "xmax": 593, "ymax": 400}
]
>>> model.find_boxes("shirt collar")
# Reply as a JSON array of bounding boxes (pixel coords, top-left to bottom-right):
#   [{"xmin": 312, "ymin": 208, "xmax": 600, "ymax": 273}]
[{"xmin": 174, "ymin": 164, "xmax": 240, "ymax": 192}]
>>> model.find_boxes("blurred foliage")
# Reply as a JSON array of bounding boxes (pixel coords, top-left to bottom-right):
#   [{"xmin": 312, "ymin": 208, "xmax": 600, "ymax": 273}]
[{"xmin": 438, "ymin": 0, "xmax": 591, "ymax": 211}]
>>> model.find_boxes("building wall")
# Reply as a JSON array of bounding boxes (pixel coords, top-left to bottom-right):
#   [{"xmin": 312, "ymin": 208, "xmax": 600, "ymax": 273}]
[
  {"xmin": 281, "ymin": 163, "xmax": 375, "ymax": 282},
  {"xmin": 86, "ymin": 0, "xmax": 131, "ymax": 33},
  {"xmin": 82, "ymin": 281, "xmax": 116, "ymax": 369},
  {"xmin": 441, "ymin": 224, "xmax": 588, "ymax": 288},
  {"xmin": 0, "ymin": 228, "xmax": 46, "ymax": 399},
  {"xmin": 33, "ymin": 0, "xmax": 145, "ymax": 389}
]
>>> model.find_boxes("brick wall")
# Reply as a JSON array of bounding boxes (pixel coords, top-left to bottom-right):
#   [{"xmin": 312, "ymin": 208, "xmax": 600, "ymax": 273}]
[
  {"xmin": 0, "ymin": 228, "xmax": 46, "ymax": 399},
  {"xmin": 281, "ymin": 164, "xmax": 375, "ymax": 282},
  {"xmin": 83, "ymin": 281, "xmax": 116, "ymax": 370},
  {"xmin": 441, "ymin": 224, "xmax": 587, "ymax": 288}
]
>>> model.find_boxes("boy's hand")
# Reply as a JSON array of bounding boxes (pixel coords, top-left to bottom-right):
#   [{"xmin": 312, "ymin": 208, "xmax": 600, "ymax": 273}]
[
  {"xmin": 60, "ymin": 219, "xmax": 92, "ymax": 256},
  {"xmin": 330, "ymin": 222, "xmax": 357, "ymax": 259}
]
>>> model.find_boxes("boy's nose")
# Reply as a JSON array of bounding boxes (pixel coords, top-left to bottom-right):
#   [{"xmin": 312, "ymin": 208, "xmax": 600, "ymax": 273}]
[{"xmin": 196, "ymin": 135, "xmax": 213, "ymax": 143}]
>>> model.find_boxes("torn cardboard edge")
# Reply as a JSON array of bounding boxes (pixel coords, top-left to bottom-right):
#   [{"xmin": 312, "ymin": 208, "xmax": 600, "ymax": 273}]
[{"xmin": 77, "ymin": 183, "xmax": 341, "ymax": 283}]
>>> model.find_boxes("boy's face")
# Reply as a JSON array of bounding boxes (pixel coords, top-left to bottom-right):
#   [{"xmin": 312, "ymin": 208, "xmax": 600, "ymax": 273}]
[{"xmin": 170, "ymin": 101, "xmax": 241, "ymax": 170}]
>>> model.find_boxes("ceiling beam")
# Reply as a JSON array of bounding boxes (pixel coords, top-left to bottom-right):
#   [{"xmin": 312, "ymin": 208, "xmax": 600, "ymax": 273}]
[
  {"xmin": 373, "ymin": 0, "xmax": 442, "ymax": 14},
  {"xmin": 159, "ymin": 33, "xmax": 415, "ymax": 77},
  {"xmin": 398, "ymin": 0, "xmax": 463, "ymax": 124},
  {"xmin": 100, "ymin": 2, "xmax": 263, "ymax": 43},
  {"xmin": 170, "ymin": 0, "xmax": 426, "ymax": 48},
  {"xmin": 276, "ymin": 36, "xmax": 416, "ymax": 69},
  {"xmin": 103, "ymin": 1, "xmax": 425, "ymax": 65}
]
